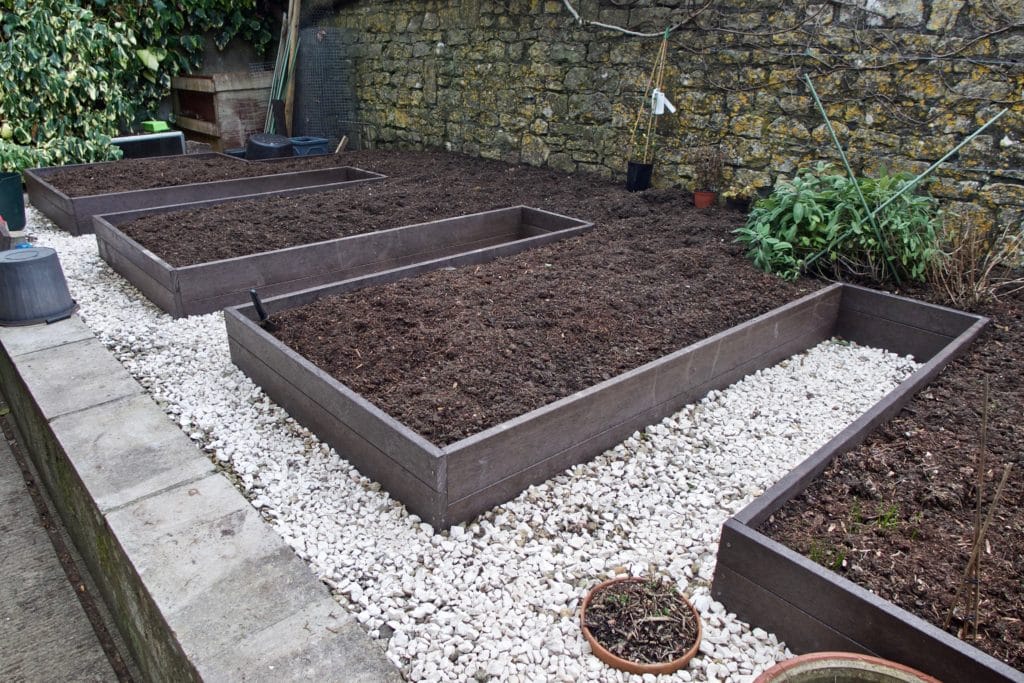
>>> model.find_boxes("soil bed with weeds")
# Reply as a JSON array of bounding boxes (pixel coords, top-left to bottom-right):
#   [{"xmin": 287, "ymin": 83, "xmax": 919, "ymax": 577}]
[{"xmin": 763, "ymin": 290, "xmax": 1023, "ymax": 671}]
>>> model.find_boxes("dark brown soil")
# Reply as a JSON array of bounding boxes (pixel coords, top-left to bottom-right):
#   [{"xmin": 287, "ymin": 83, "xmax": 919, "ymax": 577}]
[
  {"xmin": 43, "ymin": 153, "xmax": 348, "ymax": 195},
  {"xmin": 762, "ymin": 290, "xmax": 1024, "ymax": 671},
  {"xmin": 117, "ymin": 151, "xmax": 537, "ymax": 267},
  {"xmin": 583, "ymin": 577, "xmax": 700, "ymax": 666},
  {"xmin": 63, "ymin": 148, "xmax": 1021, "ymax": 669},
  {"xmin": 262, "ymin": 152, "xmax": 813, "ymax": 444},
  {"xmin": 271, "ymin": 221, "xmax": 808, "ymax": 444}
]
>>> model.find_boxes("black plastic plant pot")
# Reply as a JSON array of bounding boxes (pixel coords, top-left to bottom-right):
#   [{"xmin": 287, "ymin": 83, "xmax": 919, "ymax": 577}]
[
  {"xmin": 626, "ymin": 162, "xmax": 653, "ymax": 192},
  {"xmin": 245, "ymin": 133, "xmax": 294, "ymax": 160},
  {"xmin": 0, "ymin": 171, "xmax": 26, "ymax": 231},
  {"xmin": 0, "ymin": 247, "xmax": 77, "ymax": 326}
]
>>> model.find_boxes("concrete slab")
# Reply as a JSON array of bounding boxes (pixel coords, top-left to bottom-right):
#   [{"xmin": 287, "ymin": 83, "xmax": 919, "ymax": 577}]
[
  {"xmin": 10, "ymin": 339, "xmax": 141, "ymax": 419},
  {"xmin": 49, "ymin": 393, "xmax": 214, "ymax": 512},
  {"xmin": 0, "ymin": 427, "xmax": 116, "ymax": 682},
  {"xmin": 201, "ymin": 598, "xmax": 398, "ymax": 683},
  {"xmin": 0, "ymin": 315, "xmax": 401, "ymax": 682},
  {"xmin": 106, "ymin": 473, "xmax": 282, "ymax": 615},
  {"xmin": 107, "ymin": 472, "xmax": 399, "ymax": 682},
  {"xmin": 0, "ymin": 316, "xmax": 94, "ymax": 357}
]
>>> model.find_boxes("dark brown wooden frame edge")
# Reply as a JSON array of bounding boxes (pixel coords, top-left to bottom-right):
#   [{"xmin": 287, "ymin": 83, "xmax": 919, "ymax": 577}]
[
  {"xmin": 26, "ymin": 155, "xmax": 385, "ymax": 235},
  {"xmin": 95, "ymin": 205, "xmax": 592, "ymax": 318},
  {"xmin": 711, "ymin": 293, "xmax": 1020, "ymax": 681}
]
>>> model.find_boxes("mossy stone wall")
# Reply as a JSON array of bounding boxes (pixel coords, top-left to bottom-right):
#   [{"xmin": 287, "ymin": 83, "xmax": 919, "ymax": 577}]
[{"xmin": 333, "ymin": 0, "xmax": 1024, "ymax": 229}]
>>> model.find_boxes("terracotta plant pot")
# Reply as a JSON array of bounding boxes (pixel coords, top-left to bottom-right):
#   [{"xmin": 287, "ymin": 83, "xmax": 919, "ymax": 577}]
[
  {"xmin": 693, "ymin": 190, "xmax": 717, "ymax": 208},
  {"xmin": 754, "ymin": 651, "xmax": 943, "ymax": 682},
  {"xmin": 580, "ymin": 576, "xmax": 702, "ymax": 675}
]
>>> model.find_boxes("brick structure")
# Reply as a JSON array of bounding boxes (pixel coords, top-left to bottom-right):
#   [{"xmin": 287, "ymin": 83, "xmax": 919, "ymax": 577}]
[{"xmin": 171, "ymin": 71, "xmax": 273, "ymax": 150}]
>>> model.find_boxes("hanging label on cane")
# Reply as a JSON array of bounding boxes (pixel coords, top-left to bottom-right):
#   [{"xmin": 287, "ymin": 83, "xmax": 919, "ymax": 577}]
[{"xmin": 651, "ymin": 88, "xmax": 676, "ymax": 116}]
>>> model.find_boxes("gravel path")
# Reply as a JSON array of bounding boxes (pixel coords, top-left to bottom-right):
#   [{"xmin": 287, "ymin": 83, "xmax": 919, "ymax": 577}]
[{"xmin": 28, "ymin": 205, "xmax": 919, "ymax": 682}]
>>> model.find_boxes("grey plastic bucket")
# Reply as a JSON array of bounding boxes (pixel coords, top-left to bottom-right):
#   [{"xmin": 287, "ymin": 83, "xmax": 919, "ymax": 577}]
[
  {"xmin": 0, "ymin": 247, "xmax": 77, "ymax": 326},
  {"xmin": 0, "ymin": 172, "xmax": 26, "ymax": 230}
]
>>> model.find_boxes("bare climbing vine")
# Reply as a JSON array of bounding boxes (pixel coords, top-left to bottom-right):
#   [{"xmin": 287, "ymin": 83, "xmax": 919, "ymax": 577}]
[{"xmin": 559, "ymin": 0, "xmax": 1024, "ymax": 125}]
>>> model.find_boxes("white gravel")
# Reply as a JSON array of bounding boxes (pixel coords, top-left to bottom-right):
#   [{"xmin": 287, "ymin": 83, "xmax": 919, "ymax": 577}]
[{"xmin": 27, "ymin": 204, "xmax": 920, "ymax": 682}]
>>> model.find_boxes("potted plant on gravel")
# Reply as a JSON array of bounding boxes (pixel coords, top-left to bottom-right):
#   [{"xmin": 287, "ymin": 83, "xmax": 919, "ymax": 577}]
[
  {"xmin": 690, "ymin": 143, "xmax": 724, "ymax": 208},
  {"xmin": 580, "ymin": 575, "xmax": 702, "ymax": 675}
]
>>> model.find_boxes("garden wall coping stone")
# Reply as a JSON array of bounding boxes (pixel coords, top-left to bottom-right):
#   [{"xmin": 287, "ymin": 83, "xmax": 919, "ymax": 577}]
[{"xmin": 0, "ymin": 316, "xmax": 400, "ymax": 683}]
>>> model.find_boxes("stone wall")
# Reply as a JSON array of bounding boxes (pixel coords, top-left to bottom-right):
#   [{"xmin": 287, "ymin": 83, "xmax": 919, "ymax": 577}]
[{"xmin": 331, "ymin": 0, "xmax": 1024, "ymax": 229}]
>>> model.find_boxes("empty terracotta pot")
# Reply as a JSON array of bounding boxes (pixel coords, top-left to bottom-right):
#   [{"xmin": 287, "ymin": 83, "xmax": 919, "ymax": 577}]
[
  {"xmin": 754, "ymin": 651, "xmax": 943, "ymax": 682},
  {"xmin": 694, "ymin": 190, "xmax": 717, "ymax": 208}
]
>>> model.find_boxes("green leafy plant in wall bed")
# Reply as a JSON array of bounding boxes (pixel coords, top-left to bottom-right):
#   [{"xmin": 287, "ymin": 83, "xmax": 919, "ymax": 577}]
[
  {"xmin": 734, "ymin": 163, "xmax": 941, "ymax": 284},
  {"xmin": 0, "ymin": 0, "xmax": 272, "ymax": 173}
]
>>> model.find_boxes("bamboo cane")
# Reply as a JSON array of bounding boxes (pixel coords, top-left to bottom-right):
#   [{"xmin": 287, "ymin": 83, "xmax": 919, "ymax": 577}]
[
  {"xmin": 943, "ymin": 463, "xmax": 1013, "ymax": 632},
  {"xmin": 265, "ymin": 11, "xmax": 289, "ymax": 133},
  {"xmin": 283, "ymin": 0, "xmax": 301, "ymax": 137}
]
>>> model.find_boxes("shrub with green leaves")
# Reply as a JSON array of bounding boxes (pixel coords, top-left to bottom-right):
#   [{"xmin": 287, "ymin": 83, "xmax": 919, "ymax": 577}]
[
  {"xmin": 734, "ymin": 163, "xmax": 941, "ymax": 284},
  {"xmin": 0, "ymin": 0, "xmax": 272, "ymax": 173},
  {"xmin": 100, "ymin": 0, "xmax": 273, "ymax": 118},
  {"xmin": 0, "ymin": 0, "xmax": 135, "ymax": 170}
]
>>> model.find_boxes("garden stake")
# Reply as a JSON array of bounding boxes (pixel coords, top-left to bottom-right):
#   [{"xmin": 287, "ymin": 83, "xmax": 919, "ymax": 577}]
[
  {"xmin": 284, "ymin": 0, "xmax": 302, "ymax": 136},
  {"xmin": 265, "ymin": 10, "xmax": 290, "ymax": 133},
  {"xmin": 803, "ymin": 74, "xmax": 897, "ymax": 283},
  {"xmin": 249, "ymin": 288, "xmax": 272, "ymax": 329},
  {"xmin": 971, "ymin": 377, "xmax": 990, "ymax": 639},
  {"xmin": 627, "ymin": 31, "xmax": 670, "ymax": 166},
  {"xmin": 867, "ymin": 107, "xmax": 1009, "ymax": 221}
]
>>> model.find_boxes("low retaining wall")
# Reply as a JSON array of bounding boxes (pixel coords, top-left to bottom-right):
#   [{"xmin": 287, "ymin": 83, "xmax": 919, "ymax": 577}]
[{"xmin": 0, "ymin": 317, "xmax": 400, "ymax": 682}]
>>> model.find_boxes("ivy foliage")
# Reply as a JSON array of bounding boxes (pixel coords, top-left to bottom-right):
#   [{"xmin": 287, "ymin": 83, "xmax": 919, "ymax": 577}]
[
  {"xmin": 734, "ymin": 163, "xmax": 941, "ymax": 284},
  {"xmin": 88, "ymin": 0, "xmax": 273, "ymax": 117},
  {"xmin": 1, "ymin": 1, "xmax": 134, "ymax": 169},
  {"xmin": 0, "ymin": 0, "xmax": 272, "ymax": 173}
]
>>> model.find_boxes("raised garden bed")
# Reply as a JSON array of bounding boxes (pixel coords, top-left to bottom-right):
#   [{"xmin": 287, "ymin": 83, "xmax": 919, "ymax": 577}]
[
  {"xmin": 95, "ymin": 205, "xmax": 592, "ymax": 317},
  {"xmin": 25, "ymin": 153, "xmax": 382, "ymax": 235},
  {"xmin": 27, "ymin": 148, "xmax": 1022, "ymax": 680},
  {"xmin": 226, "ymin": 252, "xmax": 981, "ymax": 530},
  {"xmin": 707, "ymin": 295, "xmax": 1024, "ymax": 681}
]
